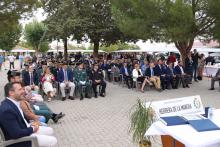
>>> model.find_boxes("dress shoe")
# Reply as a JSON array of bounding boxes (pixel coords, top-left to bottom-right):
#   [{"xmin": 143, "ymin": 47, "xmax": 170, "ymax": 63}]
[
  {"xmin": 62, "ymin": 97, "xmax": 66, "ymax": 101},
  {"xmin": 186, "ymin": 85, "xmax": 190, "ymax": 88},
  {"xmin": 209, "ymin": 88, "xmax": 215, "ymax": 90},
  {"xmin": 52, "ymin": 115, "xmax": 59, "ymax": 123},
  {"xmin": 52, "ymin": 113, "xmax": 65, "ymax": 123},
  {"xmin": 85, "ymin": 94, "xmax": 91, "ymax": 99},
  {"xmin": 80, "ymin": 95, "xmax": 84, "ymax": 100},
  {"xmin": 94, "ymin": 94, "xmax": 98, "ymax": 98},
  {"xmin": 69, "ymin": 96, "xmax": 75, "ymax": 100},
  {"xmin": 57, "ymin": 113, "xmax": 65, "ymax": 119},
  {"xmin": 100, "ymin": 93, "xmax": 105, "ymax": 97},
  {"xmin": 157, "ymin": 88, "xmax": 163, "ymax": 92}
]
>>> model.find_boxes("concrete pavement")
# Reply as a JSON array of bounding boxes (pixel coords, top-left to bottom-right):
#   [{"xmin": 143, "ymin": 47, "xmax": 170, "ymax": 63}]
[{"xmin": 0, "ymin": 61, "xmax": 220, "ymax": 147}]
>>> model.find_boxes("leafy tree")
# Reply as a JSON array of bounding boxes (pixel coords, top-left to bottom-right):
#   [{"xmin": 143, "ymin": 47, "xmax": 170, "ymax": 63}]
[
  {"xmin": 89, "ymin": 42, "xmax": 140, "ymax": 52},
  {"xmin": 78, "ymin": 0, "xmax": 136, "ymax": 58},
  {"xmin": 42, "ymin": 0, "xmax": 84, "ymax": 60},
  {"xmin": 39, "ymin": 41, "xmax": 49, "ymax": 53},
  {"xmin": 67, "ymin": 44, "xmax": 86, "ymax": 50},
  {"xmin": 24, "ymin": 20, "xmax": 49, "ymax": 53},
  {"xmin": 43, "ymin": 0, "xmax": 135, "ymax": 60},
  {"xmin": 112, "ymin": 0, "xmax": 220, "ymax": 62},
  {"xmin": 209, "ymin": 0, "xmax": 220, "ymax": 42},
  {"xmin": 17, "ymin": 41, "xmax": 33, "ymax": 50},
  {"xmin": 0, "ymin": 0, "xmax": 40, "ymax": 36},
  {"xmin": 0, "ymin": 24, "xmax": 21, "ymax": 51}
]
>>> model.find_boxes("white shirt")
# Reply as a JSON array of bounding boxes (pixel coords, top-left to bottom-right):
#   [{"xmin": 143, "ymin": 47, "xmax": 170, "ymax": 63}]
[
  {"xmin": 180, "ymin": 66, "xmax": 185, "ymax": 74},
  {"xmin": 124, "ymin": 67, "xmax": 128, "ymax": 75},
  {"xmin": 7, "ymin": 97, "xmax": 30, "ymax": 127},
  {"xmin": 63, "ymin": 69, "xmax": 68, "ymax": 81},
  {"xmin": 8, "ymin": 55, "xmax": 15, "ymax": 62}
]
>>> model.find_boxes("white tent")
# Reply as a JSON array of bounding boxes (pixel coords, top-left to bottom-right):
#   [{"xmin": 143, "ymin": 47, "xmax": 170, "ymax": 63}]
[
  {"xmin": 48, "ymin": 49, "xmax": 106, "ymax": 53},
  {"xmin": 11, "ymin": 49, "xmax": 35, "ymax": 53},
  {"xmin": 0, "ymin": 49, "xmax": 6, "ymax": 53}
]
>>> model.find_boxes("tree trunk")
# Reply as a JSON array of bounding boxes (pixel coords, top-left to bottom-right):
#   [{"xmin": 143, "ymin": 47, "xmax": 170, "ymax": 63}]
[
  {"xmin": 175, "ymin": 39, "xmax": 194, "ymax": 66},
  {"xmin": 63, "ymin": 38, "xmax": 68, "ymax": 61},
  {"xmin": 93, "ymin": 41, "xmax": 99, "ymax": 59}
]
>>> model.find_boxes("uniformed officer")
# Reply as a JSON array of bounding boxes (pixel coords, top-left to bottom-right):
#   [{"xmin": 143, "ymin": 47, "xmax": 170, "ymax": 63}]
[
  {"xmin": 74, "ymin": 62, "xmax": 91, "ymax": 100},
  {"xmin": 92, "ymin": 63, "xmax": 106, "ymax": 98}
]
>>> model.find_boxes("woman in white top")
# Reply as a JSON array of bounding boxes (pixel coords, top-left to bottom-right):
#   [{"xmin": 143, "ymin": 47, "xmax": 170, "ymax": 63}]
[
  {"xmin": 132, "ymin": 63, "xmax": 152, "ymax": 92},
  {"xmin": 41, "ymin": 67, "xmax": 56, "ymax": 102}
]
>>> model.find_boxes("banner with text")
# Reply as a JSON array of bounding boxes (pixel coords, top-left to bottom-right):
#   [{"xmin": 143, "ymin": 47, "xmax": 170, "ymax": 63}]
[{"xmin": 146, "ymin": 95, "xmax": 204, "ymax": 117}]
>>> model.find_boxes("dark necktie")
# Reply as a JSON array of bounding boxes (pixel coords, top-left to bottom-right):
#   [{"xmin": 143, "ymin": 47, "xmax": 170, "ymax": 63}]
[{"xmin": 30, "ymin": 73, "xmax": 33, "ymax": 85}]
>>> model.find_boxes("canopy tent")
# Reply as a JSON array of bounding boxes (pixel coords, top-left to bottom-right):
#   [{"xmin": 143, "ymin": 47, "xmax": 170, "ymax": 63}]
[
  {"xmin": 47, "ymin": 49, "xmax": 106, "ymax": 53},
  {"xmin": 0, "ymin": 49, "xmax": 6, "ymax": 53},
  {"xmin": 209, "ymin": 52, "xmax": 220, "ymax": 56},
  {"xmin": 114, "ymin": 47, "xmax": 220, "ymax": 54},
  {"xmin": 10, "ymin": 49, "xmax": 35, "ymax": 53}
]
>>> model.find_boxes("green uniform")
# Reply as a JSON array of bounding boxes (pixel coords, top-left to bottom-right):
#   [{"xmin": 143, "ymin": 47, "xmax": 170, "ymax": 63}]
[{"xmin": 74, "ymin": 68, "xmax": 91, "ymax": 97}]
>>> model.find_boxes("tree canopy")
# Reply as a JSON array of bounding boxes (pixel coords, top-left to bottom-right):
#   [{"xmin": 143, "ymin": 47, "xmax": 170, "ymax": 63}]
[
  {"xmin": 89, "ymin": 42, "xmax": 140, "ymax": 52},
  {"xmin": 24, "ymin": 20, "xmax": 48, "ymax": 53},
  {"xmin": 0, "ymin": 24, "xmax": 21, "ymax": 51},
  {"xmin": 111, "ymin": 0, "xmax": 220, "ymax": 61},
  {"xmin": 42, "ymin": 0, "xmax": 84, "ymax": 60},
  {"xmin": 0, "ymin": 0, "xmax": 40, "ymax": 35},
  {"xmin": 42, "ymin": 0, "xmax": 135, "ymax": 60}
]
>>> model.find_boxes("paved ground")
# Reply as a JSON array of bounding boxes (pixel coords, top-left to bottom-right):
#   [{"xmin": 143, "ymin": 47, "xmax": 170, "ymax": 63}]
[{"xmin": 1, "ymin": 61, "xmax": 220, "ymax": 147}]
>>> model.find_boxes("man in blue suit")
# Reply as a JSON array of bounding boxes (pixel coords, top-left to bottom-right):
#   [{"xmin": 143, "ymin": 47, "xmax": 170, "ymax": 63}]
[
  {"xmin": 145, "ymin": 62, "xmax": 161, "ymax": 90},
  {"xmin": 174, "ymin": 60, "xmax": 190, "ymax": 88},
  {"xmin": 57, "ymin": 62, "xmax": 75, "ymax": 101},
  {"xmin": 22, "ymin": 65, "xmax": 39, "ymax": 91},
  {"xmin": 165, "ymin": 62, "xmax": 179, "ymax": 89},
  {"xmin": 120, "ymin": 62, "xmax": 133, "ymax": 89},
  {"xmin": 0, "ymin": 82, "xmax": 57, "ymax": 147},
  {"xmin": 154, "ymin": 59, "xmax": 167, "ymax": 90},
  {"xmin": 0, "ymin": 83, "xmax": 35, "ymax": 147}
]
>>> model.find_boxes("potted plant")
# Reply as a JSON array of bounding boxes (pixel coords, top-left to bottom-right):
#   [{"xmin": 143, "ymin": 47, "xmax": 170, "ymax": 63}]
[{"xmin": 129, "ymin": 99, "xmax": 155, "ymax": 147}]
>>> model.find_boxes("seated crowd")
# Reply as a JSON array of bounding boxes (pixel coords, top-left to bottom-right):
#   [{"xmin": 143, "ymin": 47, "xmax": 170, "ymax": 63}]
[{"xmin": 1, "ymin": 49, "xmax": 218, "ymax": 147}]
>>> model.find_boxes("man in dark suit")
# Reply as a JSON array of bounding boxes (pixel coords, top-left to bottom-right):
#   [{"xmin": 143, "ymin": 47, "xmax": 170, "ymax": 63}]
[
  {"xmin": 22, "ymin": 65, "xmax": 39, "ymax": 91},
  {"xmin": 91, "ymin": 63, "xmax": 107, "ymax": 98},
  {"xmin": 209, "ymin": 68, "xmax": 220, "ymax": 90},
  {"xmin": 57, "ymin": 62, "xmax": 75, "ymax": 101},
  {"xmin": 0, "ymin": 82, "xmax": 57, "ymax": 147},
  {"xmin": 154, "ymin": 59, "xmax": 167, "ymax": 90},
  {"xmin": 174, "ymin": 61, "xmax": 191, "ymax": 88},
  {"xmin": 0, "ymin": 82, "xmax": 36, "ymax": 147},
  {"xmin": 165, "ymin": 62, "xmax": 179, "ymax": 89},
  {"xmin": 185, "ymin": 53, "xmax": 193, "ymax": 82},
  {"xmin": 192, "ymin": 49, "xmax": 199, "ymax": 82},
  {"xmin": 120, "ymin": 62, "xmax": 133, "ymax": 89}
]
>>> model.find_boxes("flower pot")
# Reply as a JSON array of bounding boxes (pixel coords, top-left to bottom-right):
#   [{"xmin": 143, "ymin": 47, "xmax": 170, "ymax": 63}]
[{"xmin": 139, "ymin": 140, "xmax": 151, "ymax": 147}]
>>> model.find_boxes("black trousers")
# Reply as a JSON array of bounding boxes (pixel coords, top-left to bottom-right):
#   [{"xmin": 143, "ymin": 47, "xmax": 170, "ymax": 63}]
[
  {"xmin": 92, "ymin": 81, "xmax": 106, "ymax": 95},
  {"xmin": 10, "ymin": 62, "xmax": 14, "ymax": 69},
  {"xmin": 178, "ymin": 75, "xmax": 191, "ymax": 87},
  {"xmin": 124, "ymin": 75, "xmax": 133, "ymax": 88}
]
